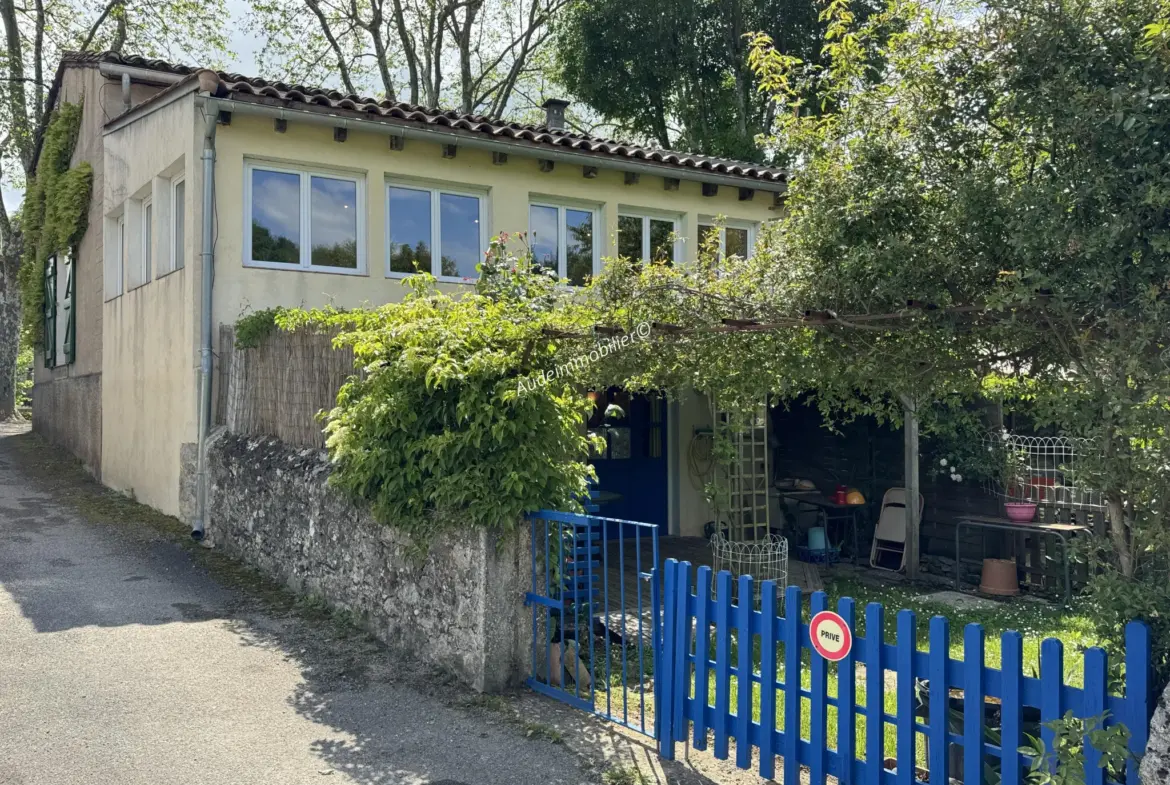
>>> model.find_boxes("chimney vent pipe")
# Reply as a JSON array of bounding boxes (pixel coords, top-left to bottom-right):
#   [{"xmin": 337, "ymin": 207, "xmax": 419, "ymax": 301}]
[{"xmin": 541, "ymin": 98, "xmax": 570, "ymax": 131}]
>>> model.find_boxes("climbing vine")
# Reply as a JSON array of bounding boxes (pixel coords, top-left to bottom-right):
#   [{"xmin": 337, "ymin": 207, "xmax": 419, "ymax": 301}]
[
  {"xmin": 17, "ymin": 101, "xmax": 93, "ymax": 342},
  {"xmin": 272, "ymin": 236, "xmax": 604, "ymax": 546},
  {"xmin": 233, "ymin": 307, "xmax": 285, "ymax": 349}
]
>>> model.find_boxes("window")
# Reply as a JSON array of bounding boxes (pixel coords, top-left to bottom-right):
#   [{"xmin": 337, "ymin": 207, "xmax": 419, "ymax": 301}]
[
  {"xmin": 387, "ymin": 184, "xmax": 484, "ymax": 279},
  {"xmin": 142, "ymin": 197, "xmax": 153, "ymax": 280},
  {"xmin": 529, "ymin": 203, "xmax": 598, "ymax": 286},
  {"xmin": 105, "ymin": 213, "xmax": 125, "ymax": 300},
  {"xmin": 618, "ymin": 213, "xmax": 678, "ymax": 264},
  {"xmin": 246, "ymin": 163, "xmax": 365, "ymax": 273},
  {"xmin": 698, "ymin": 222, "xmax": 756, "ymax": 260},
  {"xmin": 172, "ymin": 177, "xmax": 185, "ymax": 271}
]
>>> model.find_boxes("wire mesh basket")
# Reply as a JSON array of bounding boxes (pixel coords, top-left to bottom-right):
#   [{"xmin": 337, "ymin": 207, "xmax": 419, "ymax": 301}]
[{"xmin": 710, "ymin": 533, "xmax": 789, "ymax": 610}]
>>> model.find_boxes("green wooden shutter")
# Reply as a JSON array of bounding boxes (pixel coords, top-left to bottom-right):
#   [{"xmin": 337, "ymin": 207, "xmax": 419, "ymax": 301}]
[
  {"xmin": 63, "ymin": 252, "xmax": 75, "ymax": 364},
  {"xmin": 43, "ymin": 255, "xmax": 57, "ymax": 369}
]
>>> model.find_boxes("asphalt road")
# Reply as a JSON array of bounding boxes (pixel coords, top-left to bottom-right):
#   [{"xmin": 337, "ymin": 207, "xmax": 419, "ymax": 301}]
[{"xmin": 0, "ymin": 424, "xmax": 591, "ymax": 785}]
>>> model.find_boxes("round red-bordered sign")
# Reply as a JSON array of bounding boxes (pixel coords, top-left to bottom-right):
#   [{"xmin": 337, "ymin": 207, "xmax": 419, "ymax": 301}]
[{"xmin": 809, "ymin": 610, "xmax": 853, "ymax": 662}]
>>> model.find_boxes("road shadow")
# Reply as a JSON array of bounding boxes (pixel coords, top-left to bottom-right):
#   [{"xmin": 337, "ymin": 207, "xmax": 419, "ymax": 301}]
[{"xmin": 1, "ymin": 427, "xmax": 732, "ymax": 785}]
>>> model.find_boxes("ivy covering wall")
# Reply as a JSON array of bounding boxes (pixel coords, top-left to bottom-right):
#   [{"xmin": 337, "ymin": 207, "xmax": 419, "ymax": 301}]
[{"xmin": 17, "ymin": 101, "xmax": 93, "ymax": 344}]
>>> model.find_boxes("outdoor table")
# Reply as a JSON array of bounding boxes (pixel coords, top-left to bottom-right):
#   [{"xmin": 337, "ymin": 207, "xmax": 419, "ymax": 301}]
[
  {"xmin": 954, "ymin": 514, "xmax": 1089, "ymax": 605},
  {"xmin": 778, "ymin": 490, "xmax": 866, "ymax": 565}
]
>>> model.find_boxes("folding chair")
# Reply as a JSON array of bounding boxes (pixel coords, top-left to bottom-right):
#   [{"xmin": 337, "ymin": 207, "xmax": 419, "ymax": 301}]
[{"xmin": 869, "ymin": 487, "xmax": 924, "ymax": 572}]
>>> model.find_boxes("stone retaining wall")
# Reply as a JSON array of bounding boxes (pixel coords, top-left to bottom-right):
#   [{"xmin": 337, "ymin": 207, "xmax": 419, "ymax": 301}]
[{"xmin": 205, "ymin": 428, "xmax": 530, "ymax": 692}]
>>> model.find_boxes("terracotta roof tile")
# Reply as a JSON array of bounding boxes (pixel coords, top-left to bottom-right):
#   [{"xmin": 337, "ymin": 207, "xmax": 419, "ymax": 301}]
[{"xmin": 63, "ymin": 51, "xmax": 787, "ymax": 185}]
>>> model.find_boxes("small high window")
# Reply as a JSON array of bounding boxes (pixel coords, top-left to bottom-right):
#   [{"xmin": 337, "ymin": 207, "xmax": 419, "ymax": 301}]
[
  {"xmin": 143, "ymin": 197, "xmax": 153, "ymax": 279},
  {"xmin": 172, "ymin": 177, "xmax": 186, "ymax": 271}
]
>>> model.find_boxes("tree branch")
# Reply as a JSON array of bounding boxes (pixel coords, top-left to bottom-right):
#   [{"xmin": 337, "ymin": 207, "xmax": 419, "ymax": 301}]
[
  {"xmin": 77, "ymin": 0, "xmax": 121, "ymax": 52},
  {"xmin": 304, "ymin": 0, "xmax": 359, "ymax": 95}
]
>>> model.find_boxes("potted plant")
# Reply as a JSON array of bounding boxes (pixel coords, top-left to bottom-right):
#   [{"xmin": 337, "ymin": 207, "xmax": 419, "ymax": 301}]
[{"xmin": 1000, "ymin": 445, "xmax": 1037, "ymax": 522}]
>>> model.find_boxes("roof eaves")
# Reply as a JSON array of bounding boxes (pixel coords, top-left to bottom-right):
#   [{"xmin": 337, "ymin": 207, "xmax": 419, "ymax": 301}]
[{"xmin": 215, "ymin": 88, "xmax": 788, "ymax": 189}]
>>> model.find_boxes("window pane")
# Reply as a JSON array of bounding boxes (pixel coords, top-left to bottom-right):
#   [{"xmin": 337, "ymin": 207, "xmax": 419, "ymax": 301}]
[
  {"xmin": 439, "ymin": 193, "xmax": 480, "ymax": 278},
  {"xmin": 310, "ymin": 176, "xmax": 358, "ymax": 269},
  {"xmin": 388, "ymin": 186, "xmax": 432, "ymax": 274},
  {"xmin": 565, "ymin": 209, "xmax": 593, "ymax": 286},
  {"xmin": 251, "ymin": 169, "xmax": 301, "ymax": 264},
  {"xmin": 144, "ymin": 203, "xmax": 153, "ymax": 275},
  {"xmin": 649, "ymin": 219, "xmax": 674, "ymax": 263},
  {"xmin": 173, "ymin": 181, "xmax": 185, "ymax": 270},
  {"xmin": 726, "ymin": 227, "xmax": 749, "ymax": 259},
  {"xmin": 530, "ymin": 205, "xmax": 559, "ymax": 273},
  {"xmin": 618, "ymin": 215, "xmax": 642, "ymax": 261}
]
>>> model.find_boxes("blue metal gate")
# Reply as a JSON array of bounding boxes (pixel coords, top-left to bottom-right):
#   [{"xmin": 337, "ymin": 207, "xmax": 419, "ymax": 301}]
[{"xmin": 525, "ymin": 509, "xmax": 660, "ymax": 737}]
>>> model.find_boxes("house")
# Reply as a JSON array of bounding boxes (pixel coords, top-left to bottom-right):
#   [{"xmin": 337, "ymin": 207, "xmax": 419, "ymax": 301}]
[{"xmin": 30, "ymin": 52, "xmax": 786, "ymax": 539}]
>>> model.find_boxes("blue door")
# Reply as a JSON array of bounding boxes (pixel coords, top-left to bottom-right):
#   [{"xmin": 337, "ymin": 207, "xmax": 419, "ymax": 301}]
[{"xmin": 589, "ymin": 392, "xmax": 668, "ymax": 534}]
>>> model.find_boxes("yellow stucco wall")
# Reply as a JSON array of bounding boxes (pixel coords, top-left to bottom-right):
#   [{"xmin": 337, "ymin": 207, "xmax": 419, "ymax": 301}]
[
  {"xmin": 209, "ymin": 112, "xmax": 779, "ymax": 325},
  {"xmin": 100, "ymin": 90, "xmax": 200, "ymax": 516},
  {"xmin": 99, "ymin": 90, "xmax": 778, "ymax": 519}
]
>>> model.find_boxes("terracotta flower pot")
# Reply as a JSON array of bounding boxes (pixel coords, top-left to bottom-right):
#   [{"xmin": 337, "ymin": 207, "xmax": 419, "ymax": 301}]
[{"xmin": 979, "ymin": 558, "xmax": 1019, "ymax": 596}]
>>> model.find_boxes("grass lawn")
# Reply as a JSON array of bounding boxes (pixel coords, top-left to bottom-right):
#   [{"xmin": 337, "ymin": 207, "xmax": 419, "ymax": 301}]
[{"xmin": 819, "ymin": 570, "xmax": 1101, "ymax": 685}]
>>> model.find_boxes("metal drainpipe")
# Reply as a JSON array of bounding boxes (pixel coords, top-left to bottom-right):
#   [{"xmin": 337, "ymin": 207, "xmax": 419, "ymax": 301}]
[{"xmin": 192, "ymin": 98, "xmax": 218, "ymax": 541}]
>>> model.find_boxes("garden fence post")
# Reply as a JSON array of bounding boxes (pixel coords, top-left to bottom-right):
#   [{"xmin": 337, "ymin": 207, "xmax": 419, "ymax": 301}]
[
  {"xmin": 735, "ymin": 575, "xmax": 754, "ymax": 769},
  {"xmin": 692, "ymin": 566, "xmax": 712, "ymax": 751},
  {"xmin": 837, "ymin": 597, "xmax": 857, "ymax": 784},
  {"xmin": 865, "ymin": 603, "xmax": 885, "ymax": 785},
  {"xmin": 1125, "ymin": 621, "xmax": 1151, "ymax": 785},
  {"xmin": 1001, "ymin": 631, "xmax": 1024, "ymax": 785},
  {"xmin": 810, "ymin": 591, "xmax": 829, "ymax": 785},
  {"xmin": 672, "ymin": 561, "xmax": 690, "ymax": 743},
  {"xmin": 1040, "ymin": 637, "xmax": 1064, "ymax": 775},
  {"xmin": 1083, "ymin": 647, "xmax": 1107, "ymax": 785},
  {"xmin": 759, "ymin": 581, "xmax": 779, "ymax": 780},
  {"xmin": 658, "ymin": 559, "xmax": 677, "ymax": 760},
  {"xmin": 783, "ymin": 585, "xmax": 802, "ymax": 785},
  {"xmin": 963, "ymin": 624, "xmax": 985, "ymax": 785},
  {"xmin": 928, "ymin": 616, "xmax": 950, "ymax": 785},
  {"xmin": 895, "ymin": 610, "xmax": 917, "ymax": 785}
]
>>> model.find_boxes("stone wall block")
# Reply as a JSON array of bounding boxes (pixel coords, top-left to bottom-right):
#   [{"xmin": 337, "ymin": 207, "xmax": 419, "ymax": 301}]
[{"xmin": 206, "ymin": 428, "xmax": 528, "ymax": 692}]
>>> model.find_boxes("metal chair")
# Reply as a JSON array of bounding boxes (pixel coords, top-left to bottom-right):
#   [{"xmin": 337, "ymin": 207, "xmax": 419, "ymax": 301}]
[{"xmin": 869, "ymin": 487, "xmax": 923, "ymax": 572}]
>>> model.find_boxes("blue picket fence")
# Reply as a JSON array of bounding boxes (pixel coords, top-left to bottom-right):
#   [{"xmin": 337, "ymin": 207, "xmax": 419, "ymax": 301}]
[{"xmin": 657, "ymin": 559, "xmax": 1152, "ymax": 785}]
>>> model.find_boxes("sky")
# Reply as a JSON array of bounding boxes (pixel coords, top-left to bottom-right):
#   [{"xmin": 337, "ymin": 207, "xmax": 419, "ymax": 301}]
[{"xmin": 1, "ymin": 0, "xmax": 261, "ymax": 217}]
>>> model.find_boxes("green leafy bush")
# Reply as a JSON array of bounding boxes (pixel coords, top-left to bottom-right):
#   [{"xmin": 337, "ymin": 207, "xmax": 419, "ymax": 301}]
[
  {"xmin": 15, "ymin": 344, "xmax": 33, "ymax": 408},
  {"xmin": 233, "ymin": 307, "xmax": 284, "ymax": 349},
  {"xmin": 276, "ymin": 237, "xmax": 603, "ymax": 545}
]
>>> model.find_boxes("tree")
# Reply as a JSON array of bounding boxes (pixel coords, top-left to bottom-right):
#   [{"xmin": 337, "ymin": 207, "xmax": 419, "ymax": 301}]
[
  {"xmin": 554, "ymin": 0, "xmax": 873, "ymax": 160},
  {"xmin": 0, "ymin": 0, "xmax": 230, "ymax": 420},
  {"xmin": 247, "ymin": 0, "xmax": 575, "ymax": 117},
  {"xmin": 744, "ymin": 0, "xmax": 1170, "ymax": 583}
]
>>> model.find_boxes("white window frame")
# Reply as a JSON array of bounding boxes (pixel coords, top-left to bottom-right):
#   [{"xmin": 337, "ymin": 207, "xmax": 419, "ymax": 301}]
[
  {"xmin": 244, "ymin": 161, "xmax": 367, "ymax": 276},
  {"xmin": 105, "ymin": 212, "xmax": 125, "ymax": 300},
  {"xmin": 618, "ymin": 211, "xmax": 682, "ymax": 263},
  {"xmin": 386, "ymin": 180, "xmax": 487, "ymax": 282},
  {"xmin": 528, "ymin": 200, "xmax": 601, "ymax": 284},
  {"xmin": 698, "ymin": 218, "xmax": 757, "ymax": 259},
  {"xmin": 142, "ymin": 195, "xmax": 153, "ymax": 283},
  {"xmin": 171, "ymin": 175, "xmax": 186, "ymax": 272}
]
